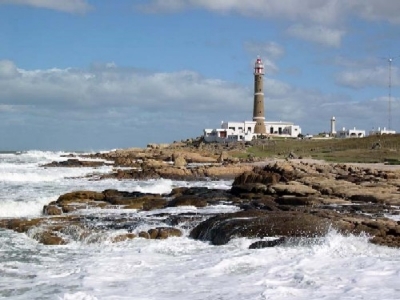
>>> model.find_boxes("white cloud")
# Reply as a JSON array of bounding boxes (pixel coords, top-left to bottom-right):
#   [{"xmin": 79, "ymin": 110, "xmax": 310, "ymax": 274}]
[
  {"xmin": 244, "ymin": 42, "xmax": 284, "ymax": 59},
  {"xmin": 138, "ymin": 0, "xmax": 400, "ymax": 25},
  {"xmin": 286, "ymin": 24, "xmax": 345, "ymax": 48},
  {"xmin": 336, "ymin": 65, "xmax": 400, "ymax": 89},
  {"xmin": 136, "ymin": 0, "xmax": 343, "ymax": 25},
  {"xmin": 0, "ymin": 0, "xmax": 92, "ymax": 14},
  {"xmin": 346, "ymin": 1, "xmax": 400, "ymax": 24},
  {"xmin": 0, "ymin": 62, "xmax": 251, "ymax": 113},
  {"xmin": 136, "ymin": 0, "xmax": 187, "ymax": 13},
  {"xmin": 137, "ymin": 0, "xmax": 400, "ymax": 47},
  {"xmin": 0, "ymin": 60, "xmax": 19, "ymax": 79},
  {"xmin": 0, "ymin": 104, "xmax": 21, "ymax": 112},
  {"xmin": 243, "ymin": 42, "xmax": 285, "ymax": 74}
]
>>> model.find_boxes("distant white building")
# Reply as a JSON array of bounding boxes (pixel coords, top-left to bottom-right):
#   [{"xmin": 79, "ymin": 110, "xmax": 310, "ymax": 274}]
[
  {"xmin": 203, "ymin": 121, "xmax": 301, "ymax": 143},
  {"xmin": 336, "ymin": 127, "xmax": 366, "ymax": 138},
  {"xmin": 369, "ymin": 127, "xmax": 396, "ymax": 135}
]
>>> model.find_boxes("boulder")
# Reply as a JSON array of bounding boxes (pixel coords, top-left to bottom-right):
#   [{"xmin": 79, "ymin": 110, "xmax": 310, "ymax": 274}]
[
  {"xmin": 142, "ymin": 198, "xmax": 167, "ymax": 211},
  {"xmin": 275, "ymin": 196, "xmax": 320, "ymax": 206},
  {"xmin": 183, "ymin": 152, "xmax": 217, "ymax": 163},
  {"xmin": 56, "ymin": 191, "xmax": 105, "ymax": 206},
  {"xmin": 147, "ymin": 227, "xmax": 182, "ymax": 239},
  {"xmin": 167, "ymin": 195, "xmax": 207, "ymax": 208},
  {"xmin": 42, "ymin": 159, "xmax": 105, "ymax": 168},
  {"xmin": 138, "ymin": 231, "xmax": 151, "ymax": 239},
  {"xmin": 269, "ymin": 183, "xmax": 320, "ymax": 197},
  {"xmin": 231, "ymin": 183, "xmax": 268, "ymax": 195},
  {"xmin": 111, "ymin": 233, "xmax": 136, "ymax": 243},
  {"xmin": 173, "ymin": 156, "xmax": 187, "ymax": 167},
  {"xmin": 249, "ymin": 237, "xmax": 286, "ymax": 249},
  {"xmin": 157, "ymin": 166, "xmax": 193, "ymax": 179},
  {"xmin": 232, "ymin": 171, "xmax": 281, "ymax": 186},
  {"xmin": 190, "ymin": 210, "xmax": 331, "ymax": 245},
  {"xmin": 204, "ymin": 165, "xmax": 253, "ymax": 179},
  {"xmin": 43, "ymin": 205, "xmax": 62, "ymax": 216},
  {"xmin": 141, "ymin": 159, "xmax": 166, "ymax": 169},
  {"xmin": 217, "ymin": 151, "xmax": 229, "ymax": 163},
  {"xmin": 37, "ymin": 232, "xmax": 66, "ymax": 245}
]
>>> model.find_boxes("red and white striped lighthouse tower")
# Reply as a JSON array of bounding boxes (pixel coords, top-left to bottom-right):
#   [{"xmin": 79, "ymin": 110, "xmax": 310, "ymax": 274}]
[{"xmin": 253, "ymin": 57, "xmax": 266, "ymax": 134}]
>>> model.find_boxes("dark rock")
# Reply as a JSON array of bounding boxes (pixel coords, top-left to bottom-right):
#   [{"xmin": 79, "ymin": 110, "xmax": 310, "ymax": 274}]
[
  {"xmin": 36, "ymin": 231, "xmax": 67, "ymax": 245},
  {"xmin": 102, "ymin": 189, "xmax": 165, "ymax": 210},
  {"xmin": 190, "ymin": 210, "xmax": 330, "ymax": 245},
  {"xmin": 249, "ymin": 237, "xmax": 286, "ymax": 249},
  {"xmin": 147, "ymin": 227, "xmax": 182, "ymax": 239},
  {"xmin": 167, "ymin": 195, "xmax": 207, "ymax": 208},
  {"xmin": 111, "ymin": 233, "xmax": 136, "ymax": 243},
  {"xmin": 232, "ymin": 171, "xmax": 281, "ymax": 186},
  {"xmin": 43, "ymin": 205, "xmax": 62, "ymax": 215},
  {"xmin": 165, "ymin": 213, "xmax": 204, "ymax": 227},
  {"xmin": 275, "ymin": 196, "xmax": 319, "ymax": 206},
  {"xmin": 57, "ymin": 191, "xmax": 105, "ymax": 205},
  {"xmin": 231, "ymin": 183, "xmax": 268, "ymax": 195},
  {"xmin": 42, "ymin": 159, "xmax": 106, "ymax": 168},
  {"xmin": 138, "ymin": 231, "xmax": 150, "ymax": 239},
  {"xmin": 350, "ymin": 194, "xmax": 380, "ymax": 203},
  {"xmin": 142, "ymin": 198, "xmax": 167, "ymax": 211}
]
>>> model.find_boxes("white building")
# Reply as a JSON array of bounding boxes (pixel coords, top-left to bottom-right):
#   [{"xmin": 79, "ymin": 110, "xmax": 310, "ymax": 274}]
[
  {"xmin": 336, "ymin": 127, "xmax": 366, "ymax": 138},
  {"xmin": 203, "ymin": 120, "xmax": 301, "ymax": 143},
  {"xmin": 369, "ymin": 127, "xmax": 396, "ymax": 135}
]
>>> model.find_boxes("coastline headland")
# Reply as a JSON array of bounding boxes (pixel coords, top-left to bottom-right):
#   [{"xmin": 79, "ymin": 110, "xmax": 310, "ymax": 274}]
[{"xmin": 2, "ymin": 137, "xmax": 400, "ymax": 248}]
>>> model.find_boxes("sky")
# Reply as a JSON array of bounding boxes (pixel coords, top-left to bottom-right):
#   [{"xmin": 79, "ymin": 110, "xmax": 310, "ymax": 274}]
[{"xmin": 0, "ymin": 0, "xmax": 400, "ymax": 151}]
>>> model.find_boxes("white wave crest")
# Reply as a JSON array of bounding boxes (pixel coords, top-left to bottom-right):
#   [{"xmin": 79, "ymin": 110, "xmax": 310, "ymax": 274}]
[
  {"xmin": 0, "ymin": 198, "xmax": 51, "ymax": 218},
  {"xmin": 59, "ymin": 292, "xmax": 98, "ymax": 300}
]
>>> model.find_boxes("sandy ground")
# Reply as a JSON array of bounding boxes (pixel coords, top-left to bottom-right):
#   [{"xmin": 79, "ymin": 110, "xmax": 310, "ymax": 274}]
[{"xmin": 251, "ymin": 158, "xmax": 400, "ymax": 171}]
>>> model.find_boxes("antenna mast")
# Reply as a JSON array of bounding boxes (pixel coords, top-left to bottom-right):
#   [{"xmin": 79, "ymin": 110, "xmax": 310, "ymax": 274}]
[
  {"xmin": 388, "ymin": 57, "xmax": 393, "ymax": 130},
  {"xmin": 383, "ymin": 55, "xmax": 399, "ymax": 130}
]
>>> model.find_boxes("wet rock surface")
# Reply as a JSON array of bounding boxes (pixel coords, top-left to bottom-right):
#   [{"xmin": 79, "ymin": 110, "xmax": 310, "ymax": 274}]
[
  {"xmin": 3, "ymin": 160, "xmax": 400, "ymax": 248},
  {"xmin": 42, "ymin": 159, "xmax": 108, "ymax": 168}
]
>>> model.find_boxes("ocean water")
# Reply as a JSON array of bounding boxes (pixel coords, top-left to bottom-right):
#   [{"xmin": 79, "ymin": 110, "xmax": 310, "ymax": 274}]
[{"xmin": 1, "ymin": 151, "xmax": 400, "ymax": 300}]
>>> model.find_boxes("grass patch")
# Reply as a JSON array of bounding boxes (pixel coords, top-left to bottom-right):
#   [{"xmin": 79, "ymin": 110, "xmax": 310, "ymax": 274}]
[
  {"xmin": 384, "ymin": 158, "xmax": 400, "ymax": 165},
  {"xmin": 231, "ymin": 135, "xmax": 400, "ymax": 163}
]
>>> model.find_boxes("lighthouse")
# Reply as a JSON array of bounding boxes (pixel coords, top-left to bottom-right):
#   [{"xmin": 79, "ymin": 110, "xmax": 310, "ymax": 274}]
[
  {"xmin": 331, "ymin": 116, "xmax": 336, "ymax": 136},
  {"xmin": 253, "ymin": 57, "xmax": 266, "ymax": 134}
]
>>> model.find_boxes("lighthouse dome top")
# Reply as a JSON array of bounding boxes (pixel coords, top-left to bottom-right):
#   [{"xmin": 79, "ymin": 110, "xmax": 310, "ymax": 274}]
[{"xmin": 254, "ymin": 57, "xmax": 265, "ymax": 75}]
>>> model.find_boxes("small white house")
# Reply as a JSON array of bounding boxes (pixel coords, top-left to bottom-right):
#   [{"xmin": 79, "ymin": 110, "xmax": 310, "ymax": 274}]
[
  {"xmin": 265, "ymin": 121, "xmax": 301, "ymax": 137},
  {"xmin": 336, "ymin": 127, "xmax": 366, "ymax": 138},
  {"xmin": 369, "ymin": 127, "xmax": 396, "ymax": 135}
]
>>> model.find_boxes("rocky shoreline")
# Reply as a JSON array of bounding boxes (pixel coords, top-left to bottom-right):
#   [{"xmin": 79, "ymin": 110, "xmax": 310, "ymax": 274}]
[{"xmin": 2, "ymin": 152, "xmax": 400, "ymax": 248}]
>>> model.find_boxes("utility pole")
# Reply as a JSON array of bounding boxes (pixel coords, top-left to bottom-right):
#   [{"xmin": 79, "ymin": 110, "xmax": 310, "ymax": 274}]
[{"xmin": 382, "ymin": 56, "xmax": 399, "ymax": 130}]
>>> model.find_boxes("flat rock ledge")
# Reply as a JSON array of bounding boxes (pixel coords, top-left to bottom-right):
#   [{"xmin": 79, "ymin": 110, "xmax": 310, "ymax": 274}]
[
  {"xmin": 2, "ymin": 160, "xmax": 400, "ymax": 248},
  {"xmin": 42, "ymin": 158, "xmax": 109, "ymax": 168},
  {"xmin": 42, "ymin": 143, "xmax": 256, "ymax": 180}
]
